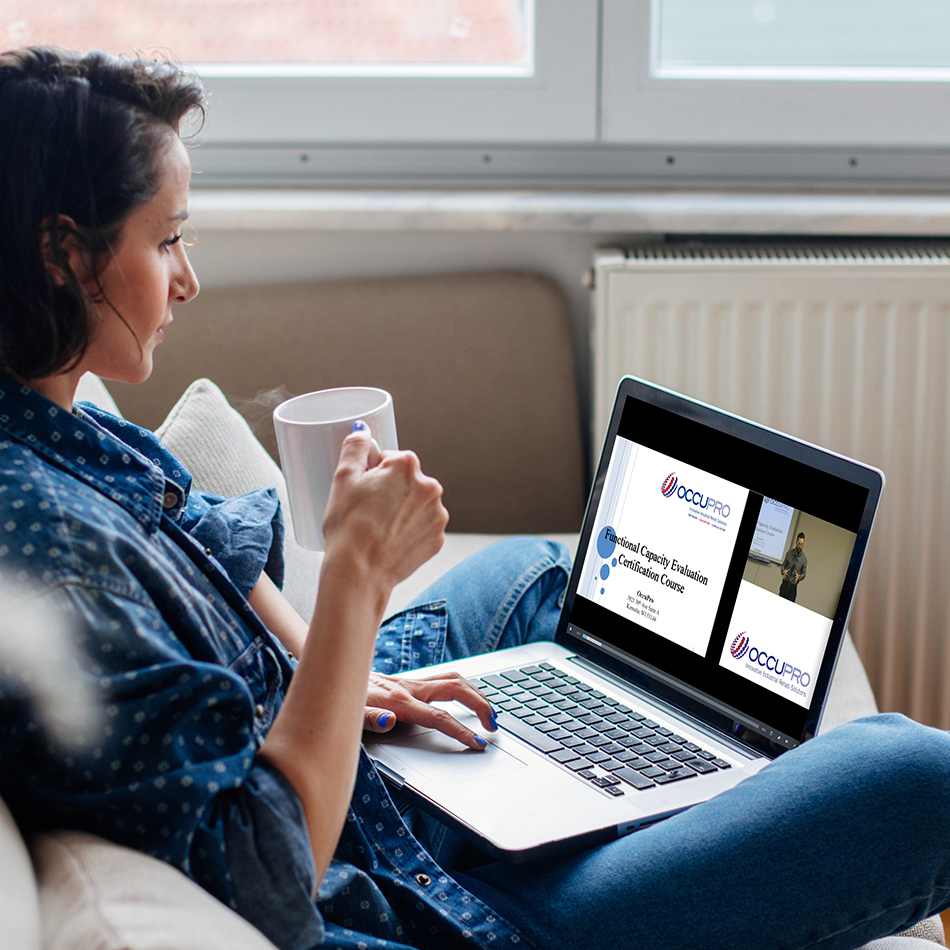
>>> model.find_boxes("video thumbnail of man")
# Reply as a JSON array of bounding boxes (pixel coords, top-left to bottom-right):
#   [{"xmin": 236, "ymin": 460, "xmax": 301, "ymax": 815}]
[{"xmin": 720, "ymin": 500, "xmax": 857, "ymax": 707}]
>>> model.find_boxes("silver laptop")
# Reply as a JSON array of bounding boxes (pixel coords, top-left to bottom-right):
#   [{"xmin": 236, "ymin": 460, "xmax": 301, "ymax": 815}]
[{"xmin": 365, "ymin": 376, "xmax": 884, "ymax": 862}]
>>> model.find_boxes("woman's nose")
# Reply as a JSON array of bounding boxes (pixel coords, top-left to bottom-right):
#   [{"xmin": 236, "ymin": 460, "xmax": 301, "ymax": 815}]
[{"xmin": 173, "ymin": 251, "xmax": 200, "ymax": 304}]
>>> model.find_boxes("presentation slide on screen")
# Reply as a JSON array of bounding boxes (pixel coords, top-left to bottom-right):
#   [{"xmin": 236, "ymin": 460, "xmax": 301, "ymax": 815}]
[
  {"xmin": 750, "ymin": 497, "xmax": 795, "ymax": 562},
  {"xmin": 578, "ymin": 439, "xmax": 749, "ymax": 656},
  {"xmin": 720, "ymin": 582, "xmax": 832, "ymax": 708},
  {"xmin": 721, "ymin": 499, "xmax": 855, "ymax": 708}
]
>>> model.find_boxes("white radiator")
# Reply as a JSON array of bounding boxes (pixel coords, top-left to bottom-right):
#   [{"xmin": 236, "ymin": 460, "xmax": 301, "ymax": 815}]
[{"xmin": 592, "ymin": 243, "xmax": 950, "ymax": 729}]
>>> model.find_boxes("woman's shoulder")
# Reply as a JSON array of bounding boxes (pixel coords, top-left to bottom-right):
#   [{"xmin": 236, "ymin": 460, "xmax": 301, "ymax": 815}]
[
  {"xmin": 0, "ymin": 432, "xmax": 152, "ymax": 597},
  {"xmin": 0, "ymin": 432, "xmax": 75, "ymax": 513},
  {"xmin": 78, "ymin": 404, "xmax": 193, "ymax": 490}
]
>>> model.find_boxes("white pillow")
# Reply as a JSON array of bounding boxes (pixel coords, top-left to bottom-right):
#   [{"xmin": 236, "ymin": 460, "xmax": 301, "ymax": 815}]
[
  {"xmin": 33, "ymin": 832, "xmax": 278, "ymax": 950},
  {"xmin": 73, "ymin": 373, "xmax": 122, "ymax": 416},
  {"xmin": 154, "ymin": 378, "xmax": 321, "ymax": 621}
]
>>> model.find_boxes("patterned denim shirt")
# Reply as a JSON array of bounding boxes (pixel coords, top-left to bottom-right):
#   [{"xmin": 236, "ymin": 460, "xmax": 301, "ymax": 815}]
[{"xmin": 0, "ymin": 378, "xmax": 530, "ymax": 950}]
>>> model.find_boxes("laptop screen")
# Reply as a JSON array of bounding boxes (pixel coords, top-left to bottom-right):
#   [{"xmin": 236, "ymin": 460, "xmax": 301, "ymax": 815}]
[{"xmin": 558, "ymin": 378, "xmax": 881, "ymax": 751}]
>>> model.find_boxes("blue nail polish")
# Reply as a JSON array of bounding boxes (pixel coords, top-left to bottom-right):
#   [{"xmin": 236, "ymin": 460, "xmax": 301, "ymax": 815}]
[
  {"xmin": 378, "ymin": 713, "xmax": 390, "ymax": 727},
  {"xmin": 489, "ymin": 713, "xmax": 498, "ymax": 730},
  {"xmin": 350, "ymin": 420, "xmax": 368, "ymax": 432},
  {"xmin": 474, "ymin": 735, "xmax": 488, "ymax": 747}
]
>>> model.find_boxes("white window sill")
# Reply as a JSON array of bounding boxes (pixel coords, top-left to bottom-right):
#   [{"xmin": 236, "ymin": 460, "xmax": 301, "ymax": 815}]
[{"xmin": 188, "ymin": 189, "xmax": 950, "ymax": 235}]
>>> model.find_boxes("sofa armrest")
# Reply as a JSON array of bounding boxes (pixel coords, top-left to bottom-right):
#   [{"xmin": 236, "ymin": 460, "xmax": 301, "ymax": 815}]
[
  {"xmin": 862, "ymin": 932, "xmax": 946, "ymax": 949},
  {"xmin": 0, "ymin": 797, "xmax": 41, "ymax": 950},
  {"xmin": 32, "ymin": 832, "xmax": 279, "ymax": 950}
]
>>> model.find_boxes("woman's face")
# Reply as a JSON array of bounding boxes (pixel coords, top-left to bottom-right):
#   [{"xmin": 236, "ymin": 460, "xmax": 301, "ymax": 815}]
[{"xmin": 81, "ymin": 135, "xmax": 199, "ymax": 386}]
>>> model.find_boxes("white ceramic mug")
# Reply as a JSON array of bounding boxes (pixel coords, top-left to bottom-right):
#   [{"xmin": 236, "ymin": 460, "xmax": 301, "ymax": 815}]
[{"xmin": 273, "ymin": 387, "xmax": 398, "ymax": 550}]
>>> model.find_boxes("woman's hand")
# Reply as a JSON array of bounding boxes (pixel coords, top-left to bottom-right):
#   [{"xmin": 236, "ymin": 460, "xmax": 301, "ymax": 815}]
[
  {"xmin": 322, "ymin": 426, "xmax": 449, "ymax": 594},
  {"xmin": 362, "ymin": 671, "xmax": 497, "ymax": 750},
  {"xmin": 259, "ymin": 425, "xmax": 449, "ymax": 890}
]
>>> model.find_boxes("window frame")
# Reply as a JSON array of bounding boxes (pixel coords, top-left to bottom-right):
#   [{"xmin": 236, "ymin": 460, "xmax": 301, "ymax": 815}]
[
  {"xmin": 193, "ymin": 0, "xmax": 598, "ymax": 146},
  {"xmin": 182, "ymin": 0, "xmax": 950, "ymax": 185}
]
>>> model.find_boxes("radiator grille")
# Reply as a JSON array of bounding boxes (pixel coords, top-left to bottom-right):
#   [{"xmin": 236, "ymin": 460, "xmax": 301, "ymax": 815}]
[
  {"xmin": 623, "ymin": 242, "xmax": 950, "ymax": 264},
  {"xmin": 593, "ymin": 243, "xmax": 950, "ymax": 728}
]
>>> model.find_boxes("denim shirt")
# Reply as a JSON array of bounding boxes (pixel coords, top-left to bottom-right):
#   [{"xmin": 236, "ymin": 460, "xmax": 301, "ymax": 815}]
[{"xmin": 0, "ymin": 378, "xmax": 529, "ymax": 950}]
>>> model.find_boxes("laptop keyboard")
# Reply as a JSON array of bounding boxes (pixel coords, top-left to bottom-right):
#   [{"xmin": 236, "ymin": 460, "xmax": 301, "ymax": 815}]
[{"xmin": 471, "ymin": 663, "xmax": 731, "ymax": 798}]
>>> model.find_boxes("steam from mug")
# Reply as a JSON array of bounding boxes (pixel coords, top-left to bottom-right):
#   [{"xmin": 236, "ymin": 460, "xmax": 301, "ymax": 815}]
[{"xmin": 273, "ymin": 387, "xmax": 398, "ymax": 550}]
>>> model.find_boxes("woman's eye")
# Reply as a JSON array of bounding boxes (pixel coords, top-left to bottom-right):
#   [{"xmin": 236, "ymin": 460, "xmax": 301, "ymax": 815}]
[{"xmin": 162, "ymin": 233, "xmax": 183, "ymax": 250}]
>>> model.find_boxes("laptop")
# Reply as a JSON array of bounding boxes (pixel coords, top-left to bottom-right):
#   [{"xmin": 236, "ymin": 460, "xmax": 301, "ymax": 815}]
[{"xmin": 365, "ymin": 376, "xmax": 884, "ymax": 862}]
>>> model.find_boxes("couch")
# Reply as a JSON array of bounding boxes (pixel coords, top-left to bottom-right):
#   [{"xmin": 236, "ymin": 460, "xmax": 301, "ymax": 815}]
[{"xmin": 0, "ymin": 271, "xmax": 943, "ymax": 949}]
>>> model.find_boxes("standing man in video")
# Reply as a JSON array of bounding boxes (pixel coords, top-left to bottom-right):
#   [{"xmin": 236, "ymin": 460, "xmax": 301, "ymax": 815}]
[{"xmin": 779, "ymin": 532, "xmax": 807, "ymax": 602}]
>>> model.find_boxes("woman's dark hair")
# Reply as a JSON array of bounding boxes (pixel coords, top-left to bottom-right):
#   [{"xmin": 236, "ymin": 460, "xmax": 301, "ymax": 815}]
[{"xmin": 0, "ymin": 47, "xmax": 205, "ymax": 380}]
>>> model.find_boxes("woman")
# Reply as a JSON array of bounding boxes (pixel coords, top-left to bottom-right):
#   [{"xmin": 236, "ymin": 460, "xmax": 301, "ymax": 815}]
[{"xmin": 1, "ymin": 46, "xmax": 949, "ymax": 950}]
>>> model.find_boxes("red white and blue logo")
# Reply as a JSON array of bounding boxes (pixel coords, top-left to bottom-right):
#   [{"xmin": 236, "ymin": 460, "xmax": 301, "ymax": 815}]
[
  {"xmin": 728, "ymin": 632, "xmax": 812, "ymax": 689},
  {"xmin": 730, "ymin": 632, "xmax": 751, "ymax": 660},
  {"xmin": 659, "ymin": 470, "xmax": 731, "ymax": 518}
]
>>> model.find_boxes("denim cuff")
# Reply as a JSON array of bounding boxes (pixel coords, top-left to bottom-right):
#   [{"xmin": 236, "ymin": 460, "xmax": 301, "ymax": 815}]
[
  {"xmin": 184, "ymin": 488, "xmax": 285, "ymax": 597},
  {"xmin": 222, "ymin": 760, "xmax": 325, "ymax": 950},
  {"xmin": 372, "ymin": 602, "xmax": 448, "ymax": 675}
]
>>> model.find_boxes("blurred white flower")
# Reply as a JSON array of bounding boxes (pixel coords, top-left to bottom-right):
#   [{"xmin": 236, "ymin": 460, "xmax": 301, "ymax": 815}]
[
  {"xmin": 0, "ymin": 577, "xmax": 99, "ymax": 748},
  {"xmin": 448, "ymin": 15, "xmax": 471, "ymax": 40},
  {"xmin": 6, "ymin": 19, "xmax": 30, "ymax": 42}
]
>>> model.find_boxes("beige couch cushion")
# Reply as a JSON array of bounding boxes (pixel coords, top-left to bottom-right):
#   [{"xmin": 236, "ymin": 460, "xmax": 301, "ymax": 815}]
[
  {"xmin": 74, "ymin": 372, "xmax": 122, "ymax": 416},
  {"xmin": 816, "ymin": 633, "xmax": 878, "ymax": 734},
  {"xmin": 0, "ymin": 797, "xmax": 41, "ymax": 950},
  {"xmin": 107, "ymin": 271, "xmax": 586, "ymax": 534},
  {"xmin": 33, "ymin": 832, "xmax": 278, "ymax": 950}
]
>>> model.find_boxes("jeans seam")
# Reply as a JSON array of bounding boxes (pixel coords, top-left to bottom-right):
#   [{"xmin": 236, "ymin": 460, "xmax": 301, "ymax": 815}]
[
  {"xmin": 483, "ymin": 552, "xmax": 564, "ymax": 654},
  {"xmin": 798, "ymin": 882, "xmax": 950, "ymax": 950},
  {"xmin": 399, "ymin": 613, "xmax": 412, "ymax": 673}
]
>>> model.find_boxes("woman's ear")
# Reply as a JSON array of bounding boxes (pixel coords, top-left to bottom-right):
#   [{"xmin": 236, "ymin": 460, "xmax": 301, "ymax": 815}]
[{"xmin": 39, "ymin": 215, "xmax": 89, "ymax": 287}]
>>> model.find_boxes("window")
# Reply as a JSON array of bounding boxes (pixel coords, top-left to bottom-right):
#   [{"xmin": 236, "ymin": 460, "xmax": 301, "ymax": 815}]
[
  {"xmin": 602, "ymin": 0, "xmax": 950, "ymax": 149},
  {"xmin": 195, "ymin": 1, "xmax": 595, "ymax": 147},
  {"xmin": 3, "ymin": 0, "xmax": 532, "ymax": 74},
  {"xmin": 6, "ymin": 0, "xmax": 950, "ymax": 183},
  {"xmin": 1, "ymin": 0, "xmax": 596, "ymax": 145},
  {"xmin": 654, "ymin": 0, "xmax": 950, "ymax": 81}
]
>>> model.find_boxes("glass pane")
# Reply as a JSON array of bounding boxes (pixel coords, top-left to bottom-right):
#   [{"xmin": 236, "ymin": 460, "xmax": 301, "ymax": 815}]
[
  {"xmin": 1, "ymin": 0, "xmax": 529, "ymax": 72},
  {"xmin": 655, "ymin": 0, "xmax": 950, "ymax": 79}
]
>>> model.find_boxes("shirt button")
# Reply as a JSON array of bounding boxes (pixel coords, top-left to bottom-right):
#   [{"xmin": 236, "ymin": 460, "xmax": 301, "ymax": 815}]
[
  {"xmin": 415, "ymin": 873, "xmax": 432, "ymax": 887},
  {"xmin": 162, "ymin": 491, "xmax": 178, "ymax": 509},
  {"xmin": 254, "ymin": 704, "xmax": 266, "ymax": 719}
]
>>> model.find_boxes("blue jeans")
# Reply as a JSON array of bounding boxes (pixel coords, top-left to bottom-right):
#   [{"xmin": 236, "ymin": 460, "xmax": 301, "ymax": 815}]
[
  {"xmin": 409, "ymin": 538, "xmax": 950, "ymax": 950},
  {"xmin": 412, "ymin": 536, "xmax": 573, "ymax": 662}
]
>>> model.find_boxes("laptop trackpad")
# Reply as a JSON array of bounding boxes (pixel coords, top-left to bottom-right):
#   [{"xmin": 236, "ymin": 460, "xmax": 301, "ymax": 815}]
[{"xmin": 383, "ymin": 730, "xmax": 527, "ymax": 787}]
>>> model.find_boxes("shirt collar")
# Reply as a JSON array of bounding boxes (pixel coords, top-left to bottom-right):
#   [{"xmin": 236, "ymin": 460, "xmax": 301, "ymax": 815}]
[{"xmin": 0, "ymin": 376, "xmax": 171, "ymax": 533}]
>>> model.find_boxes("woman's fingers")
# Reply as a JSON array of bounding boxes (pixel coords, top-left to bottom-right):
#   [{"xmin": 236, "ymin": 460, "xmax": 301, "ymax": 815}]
[
  {"xmin": 335, "ymin": 425, "xmax": 375, "ymax": 476},
  {"xmin": 402, "ymin": 672, "xmax": 498, "ymax": 733},
  {"xmin": 396, "ymin": 698, "xmax": 489, "ymax": 751},
  {"xmin": 363, "ymin": 706, "xmax": 397, "ymax": 733},
  {"xmin": 346, "ymin": 421, "xmax": 382, "ymax": 468},
  {"xmin": 365, "ymin": 672, "xmax": 498, "ymax": 750},
  {"xmin": 324, "ymin": 442, "xmax": 449, "ymax": 588}
]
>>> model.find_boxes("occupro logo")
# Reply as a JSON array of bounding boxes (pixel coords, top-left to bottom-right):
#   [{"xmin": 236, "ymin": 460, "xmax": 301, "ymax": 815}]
[
  {"xmin": 728, "ymin": 632, "xmax": 812, "ymax": 690},
  {"xmin": 659, "ymin": 471, "xmax": 732, "ymax": 518},
  {"xmin": 730, "ymin": 632, "xmax": 750, "ymax": 660}
]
